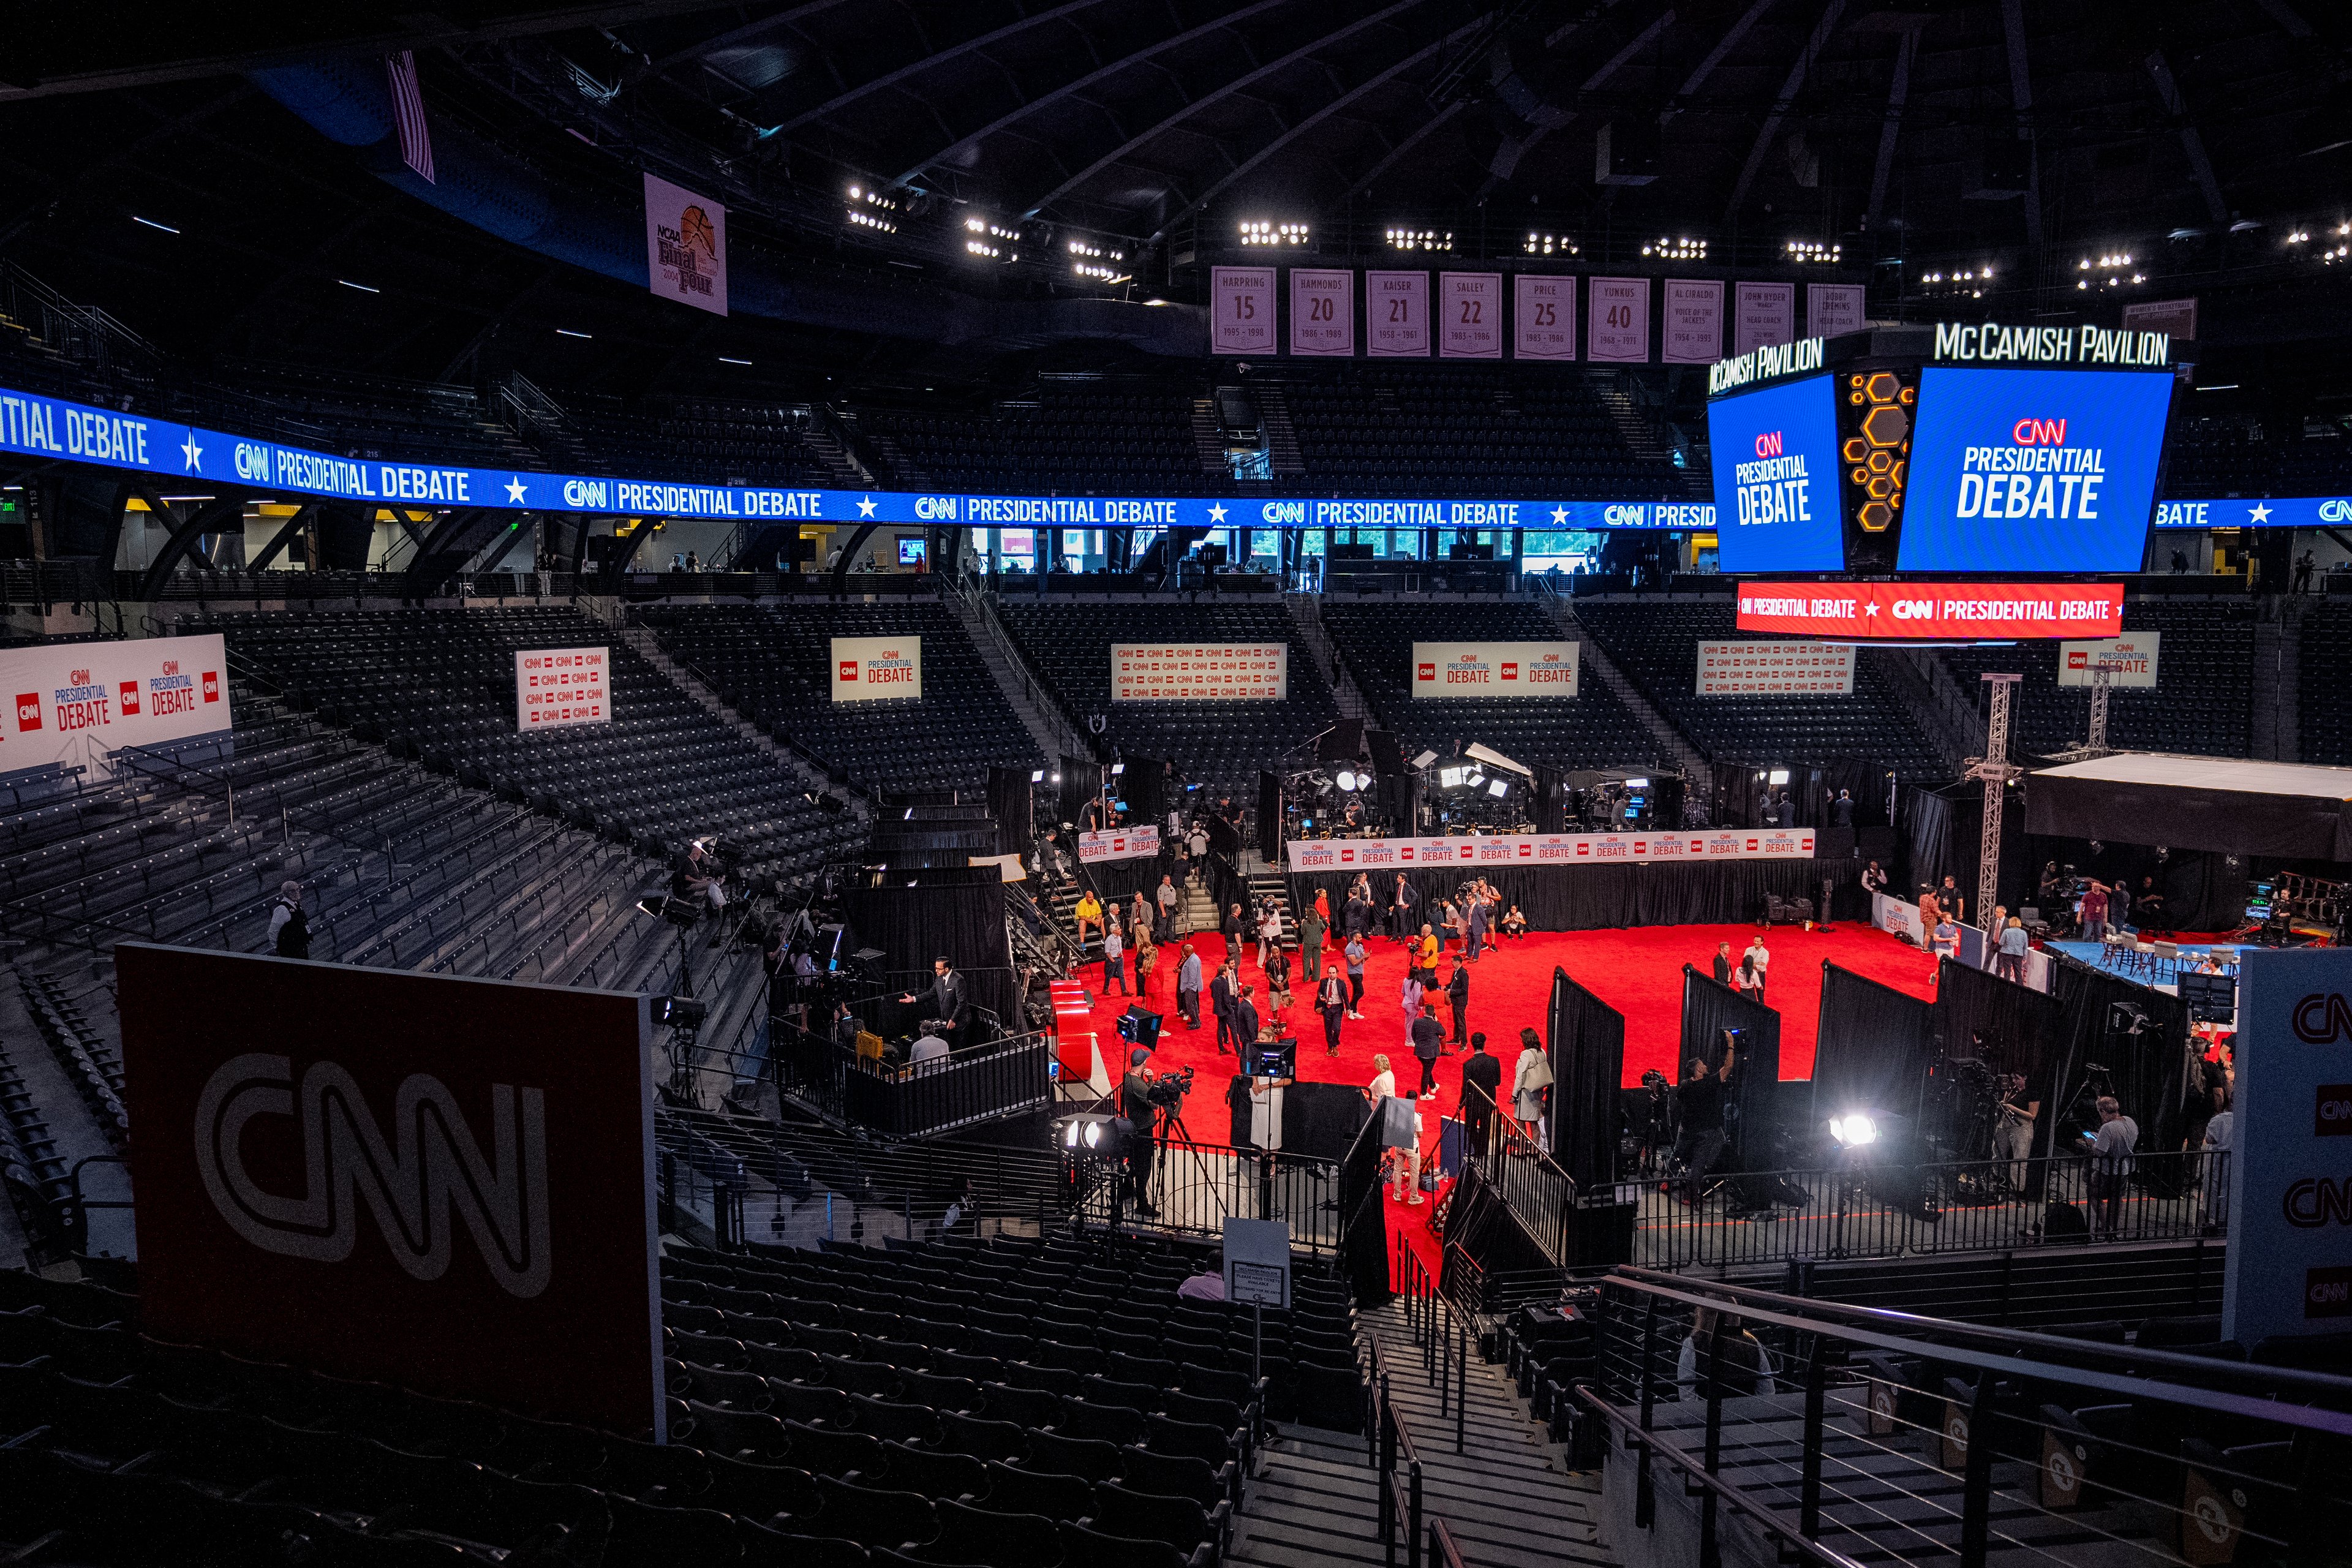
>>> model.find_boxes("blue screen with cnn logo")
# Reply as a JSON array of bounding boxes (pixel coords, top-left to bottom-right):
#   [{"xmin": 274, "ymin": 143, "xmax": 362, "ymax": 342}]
[
  {"xmin": 1898, "ymin": 366, "xmax": 2174, "ymax": 573},
  {"xmin": 1706, "ymin": 374, "xmax": 1845, "ymax": 573}
]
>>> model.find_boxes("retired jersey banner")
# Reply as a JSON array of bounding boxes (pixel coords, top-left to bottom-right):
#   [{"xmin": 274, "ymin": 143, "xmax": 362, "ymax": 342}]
[
  {"xmin": 1809, "ymin": 282, "xmax": 1866, "ymax": 338},
  {"xmin": 1513, "ymin": 275, "xmax": 1575, "ymax": 360},
  {"xmin": 1733, "ymin": 282, "xmax": 1796, "ymax": 355},
  {"xmin": 1439, "ymin": 273, "xmax": 1503, "ymax": 358},
  {"xmin": 1212, "ymin": 266, "xmax": 1278, "ymax": 355},
  {"xmin": 1290, "ymin": 269, "xmax": 1354, "ymax": 356},
  {"xmin": 116, "ymin": 944, "xmax": 663, "ymax": 1438},
  {"xmin": 643, "ymin": 172, "xmax": 727, "ymax": 317},
  {"xmin": 831, "ymin": 636, "xmax": 922, "ymax": 702},
  {"xmin": 1284, "ymin": 827, "xmax": 1814, "ymax": 872},
  {"xmin": 1735, "ymin": 582, "xmax": 2124, "ymax": 640},
  {"xmin": 1662, "ymin": 281, "xmax": 1724, "ymax": 365},
  {"xmin": 1112, "ymin": 643, "xmax": 1287, "ymax": 701},
  {"xmin": 514, "ymin": 646, "xmax": 609, "ymax": 730},
  {"xmin": 1367, "ymin": 271, "xmax": 1430, "ymax": 356},
  {"xmin": 1411, "ymin": 642, "xmax": 1579, "ymax": 698},
  {"xmin": 2, "ymin": 633, "xmax": 228, "ymax": 776},
  {"xmin": 1696, "ymin": 641, "xmax": 1856, "ymax": 695},
  {"xmin": 1588, "ymin": 277, "xmax": 1651, "ymax": 363},
  {"xmin": 2059, "ymin": 633, "xmax": 2160, "ymax": 687},
  {"xmin": 1078, "ymin": 824, "xmax": 1161, "ymax": 864}
]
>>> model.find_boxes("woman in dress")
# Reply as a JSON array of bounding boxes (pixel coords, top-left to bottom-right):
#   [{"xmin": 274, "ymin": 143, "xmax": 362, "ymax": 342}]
[{"xmin": 1512, "ymin": 1027, "xmax": 1553, "ymax": 1154}]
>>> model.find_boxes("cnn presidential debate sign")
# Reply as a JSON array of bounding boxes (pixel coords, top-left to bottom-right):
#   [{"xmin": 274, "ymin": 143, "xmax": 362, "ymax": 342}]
[
  {"xmin": 1285, "ymin": 827, "xmax": 1813, "ymax": 872},
  {"xmin": 831, "ymin": 636, "xmax": 923, "ymax": 702},
  {"xmin": 2, "ymin": 634, "xmax": 228, "ymax": 776},
  {"xmin": 117, "ymin": 945, "xmax": 663, "ymax": 1437},
  {"xmin": 1112, "ymin": 643, "xmax": 1287, "ymax": 701},
  {"xmin": 1411, "ymin": 643, "xmax": 1578, "ymax": 698},
  {"xmin": 2225, "ymin": 949, "xmax": 2352, "ymax": 1346}
]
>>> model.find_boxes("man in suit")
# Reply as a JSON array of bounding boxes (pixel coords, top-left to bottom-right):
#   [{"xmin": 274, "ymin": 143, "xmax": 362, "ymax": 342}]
[
  {"xmin": 898, "ymin": 957, "xmax": 968, "ymax": 1037},
  {"xmin": 1460, "ymin": 1032, "xmax": 1504, "ymax": 1155},
  {"xmin": 1831, "ymin": 790, "xmax": 1855, "ymax": 827},
  {"xmin": 1712, "ymin": 941, "xmax": 1734, "ymax": 986},
  {"xmin": 1210, "ymin": 962, "xmax": 1237, "ymax": 1055},
  {"xmin": 1390, "ymin": 875, "xmax": 1418, "ymax": 942},
  {"xmin": 1410, "ymin": 1002, "xmax": 1446, "ymax": 1099},
  {"xmin": 1445, "ymin": 956, "xmax": 1470, "ymax": 1046},
  {"xmin": 1317, "ymin": 967, "xmax": 1349, "ymax": 1056},
  {"xmin": 1230, "ymin": 983, "xmax": 1262, "ymax": 1052},
  {"xmin": 1465, "ymin": 894, "xmax": 1490, "ymax": 961}
]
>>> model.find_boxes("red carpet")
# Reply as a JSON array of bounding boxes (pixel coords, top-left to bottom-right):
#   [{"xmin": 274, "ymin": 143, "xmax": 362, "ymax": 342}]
[
  {"xmin": 1057, "ymin": 921, "xmax": 1937, "ymax": 1292},
  {"xmin": 1061, "ymin": 919, "xmax": 1937, "ymax": 1101}
]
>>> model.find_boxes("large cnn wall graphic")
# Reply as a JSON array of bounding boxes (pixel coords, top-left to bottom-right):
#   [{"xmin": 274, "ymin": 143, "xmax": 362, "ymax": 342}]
[{"xmin": 117, "ymin": 945, "xmax": 663, "ymax": 1437}]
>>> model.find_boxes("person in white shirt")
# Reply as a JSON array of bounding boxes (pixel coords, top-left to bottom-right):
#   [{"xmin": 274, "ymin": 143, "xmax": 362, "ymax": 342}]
[
  {"xmin": 1365, "ymin": 1054, "xmax": 1420, "ymax": 1204},
  {"xmin": 2087, "ymin": 1096, "xmax": 2139, "ymax": 1239},
  {"xmin": 1743, "ymin": 937, "xmax": 1770, "ymax": 999},
  {"xmin": 908, "ymin": 1023, "xmax": 951, "ymax": 1066}
]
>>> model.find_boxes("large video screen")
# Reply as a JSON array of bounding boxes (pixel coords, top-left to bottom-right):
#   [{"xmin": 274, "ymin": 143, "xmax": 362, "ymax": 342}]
[
  {"xmin": 1897, "ymin": 366, "xmax": 2173, "ymax": 573},
  {"xmin": 1707, "ymin": 374, "xmax": 1845, "ymax": 573}
]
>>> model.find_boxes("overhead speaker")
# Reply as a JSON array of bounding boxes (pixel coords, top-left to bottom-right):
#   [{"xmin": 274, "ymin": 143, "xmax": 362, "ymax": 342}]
[{"xmin": 1595, "ymin": 119, "xmax": 1659, "ymax": 186}]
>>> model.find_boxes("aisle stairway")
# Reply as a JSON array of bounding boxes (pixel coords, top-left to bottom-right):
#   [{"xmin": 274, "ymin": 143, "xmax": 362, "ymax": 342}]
[{"xmin": 1352, "ymin": 1298, "xmax": 1617, "ymax": 1568}]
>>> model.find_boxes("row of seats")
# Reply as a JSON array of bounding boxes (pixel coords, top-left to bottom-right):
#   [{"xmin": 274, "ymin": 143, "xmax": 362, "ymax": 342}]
[
  {"xmin": 1574, "ymin": 599, "xmax": 1947, "ymax": 776},
  {"xmin": 1319, "ymin": 599, "xmax": 1657, "ymax": 769},
  {"xmin": 864, "ymin": 386, "xmax": 1208, "ymax": 494},
  {"xmin": 2301, "ymin": 599, "xmax": 2352, "ymax": 764},
  {"xmin": 639, "ymin": 602, "xmax": 1042, "ymax": 794},
  {"xmin": 995, "ymin": 600, "xmax": 1340, "ymax": 799}
]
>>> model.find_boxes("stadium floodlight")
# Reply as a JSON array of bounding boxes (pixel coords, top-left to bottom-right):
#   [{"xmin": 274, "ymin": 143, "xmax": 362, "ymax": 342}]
[
  {"xmin": 556, "ymin": 328, "xmax": 594, "ymax": 339},
  {"xmin": 1487, "ymin": 778, "xmax": 1509, "ymax": 799},
  {"xmin": 1110, "ymin": 763, "xmax": 1125, "ymax": 775},
  {"xmin": 1238, "ymin": 220, "xmax": 1309, "ymax": 246},
  {"xmin": 1439, "ymin": 767, "xmax": 1466, "ymax": 790},
  {"xmin": 1828, "ymin": 1114, "xmax": 1879, "ymax": 1148}
]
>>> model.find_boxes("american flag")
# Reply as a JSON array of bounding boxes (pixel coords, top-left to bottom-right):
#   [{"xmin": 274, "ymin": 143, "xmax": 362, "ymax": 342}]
[{"xmin": 386, "ymin": 50, "xmax": 435, "ymax": 184}]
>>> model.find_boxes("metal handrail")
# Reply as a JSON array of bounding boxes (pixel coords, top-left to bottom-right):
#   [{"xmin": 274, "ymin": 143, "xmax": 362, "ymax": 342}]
[{"xmin": 1602, "ymin": 1265, "xmax": 2352, "ymax": 1433}]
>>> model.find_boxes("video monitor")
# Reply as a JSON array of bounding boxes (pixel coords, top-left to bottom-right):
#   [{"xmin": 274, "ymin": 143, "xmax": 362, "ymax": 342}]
[
  {"xmin": 1896, "ymin": 366, "xmax": 2174, "ymax": 573},
  {"xmin": 2176, "ymin": 969, "xmax": 2235, "ymax": 1024},
  {"xmin": 897, "ymin": 537, "xmax": 928, "ymax": 567},
  {"xmin": 1707, "ymin": 374, "xmax": 1846, "ymax": 573}
]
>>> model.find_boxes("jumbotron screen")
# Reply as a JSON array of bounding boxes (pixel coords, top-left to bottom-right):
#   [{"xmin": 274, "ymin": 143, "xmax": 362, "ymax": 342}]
[
  {"xmin": 1706, "ymin": 374, "xmax": 1845, "ymax": 573},
  {"xmin": 1896, "ymin": 366, "xmax": 2174, "ymax": 573}
]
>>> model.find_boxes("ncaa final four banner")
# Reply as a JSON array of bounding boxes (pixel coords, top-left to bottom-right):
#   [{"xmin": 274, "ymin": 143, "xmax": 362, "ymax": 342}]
[
  {"xmin": 643, "ymin": 172, "xmax": 728, "ymax": 317},
  {"xmin": 1112, "ymin": 643, "xmax": 1287, "ymax": 701},
  {"xmin": 1695, "ymin": 641, "xmax": 1855, "ymax": 695},
  {"xmin": 1286, "ymin": 827, "xmax": 1814, "ymax": 872},
  {"xmin": 1411, "ymin": 643, "xmax": 1579, "ymax": 697},
  {"xmin": 831, "ymin": 636, "xmax": 923, "ymax": 702},
  {"xmin": 514, "ymin": 647, "xmax": 609, "ymax": 731},
  {"xmin": 2, "ymin": 633, "xmax": 228, "ymax": 776}
]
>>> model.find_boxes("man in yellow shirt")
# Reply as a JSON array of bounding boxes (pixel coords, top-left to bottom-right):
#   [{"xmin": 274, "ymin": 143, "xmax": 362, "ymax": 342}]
[
  {"xmin": 1073, "ymin": 889, "xmax": 1103, "ymax": 949},
  {"xmin": 1416, "ymin": 923, "xmax": 1439, "ymax": 980}
]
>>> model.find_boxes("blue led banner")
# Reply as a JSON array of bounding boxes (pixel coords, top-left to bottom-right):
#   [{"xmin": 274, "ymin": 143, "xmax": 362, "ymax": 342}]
[{"xmin": 0, "ymin": 380, "xmax": 2332, "ymax": 532}]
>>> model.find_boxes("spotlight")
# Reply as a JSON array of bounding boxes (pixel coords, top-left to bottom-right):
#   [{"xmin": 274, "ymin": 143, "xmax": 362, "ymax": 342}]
[
  {"xmin": 1439, "ymin": 767, "xmax": 1466, "ymax": 789},
  {"xmin": 1464, "ymin": 771, "xmax": 1485, "ymax": 789},
  {"xmin": 1055, "ymin": 1112, "xmax": 1124, "ymax": 1156},
  {"xmin": 1768, "ymin": 769, "xmax": 1791, "ymax": 785},
  {"xmin": 1110, "ymin": 763, "xmax": 1125, "ymax": 776},
  {"xmin": 1052, "ymin": 772, "xmax": 1062, "ymax": 783},
  {"xmin": 1828, "ymin": 1113, "xmax": 1879, "ymax": 1148},
  {"xmin": 1410, "ymin": 750, "xmax": 1440, "ymax": 769},
  {"xmin": 1031, "ymin": 769, "xmax": 1046, "ymax": 782},
  {"xmin": 1335, "ymin": 769, "xmax": 1360, "ymax": 792},
  {"xmin": 1487, "ymin": 778, "xmax": 1509, "ymax": 799},
  {"xmin": 1624, "ymin": 777, "xmax": 1650, "ymax": 788}
]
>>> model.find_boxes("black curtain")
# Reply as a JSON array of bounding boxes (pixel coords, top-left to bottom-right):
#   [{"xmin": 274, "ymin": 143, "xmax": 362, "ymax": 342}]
[
  {"xmin": 1810, "ymin": 962, "xmax": 1936, "ymax": 1128},
  {"xmin": 1077, "ymin": 854, "xmax": 1167, "ymax": 905},
  {"xmin": 1548, "ymin": 966, "xmax": 1625, "ymax": 1191},
  {"xmin": 1256, "ymin": 770, "xmax": 1283, "ymax": 862},
  {"xmin": 1114, "ymin": 755, "xmax": 1164, "ymax": 825},
  {"xmin": 1678, "ymin": 965, "xmax": 1784, "ymax": 1162},
  {"xmin": 1904, "ymin": 784, "xmax": 2036, "ymax": 919},
  {"xmin": 1534, "ymin": 766, "xmax": 1568, "ymax": 834},
  {"xmin": 1927, "ymin": 956, "xmax": 2067, "ymax": 1129},
  {"xmin": 1057, "ymin": 756, "xmax": 1100, "ymax": 828},
  {"xmin": 986, "ymin": 766, "xmax": 1034, "ymax": 856},
  {"xmin": 1286, "ymin": 857, "xmax": 1855, "ymax": 933},
  {"xmin": 841, "ymin": 867, "xmax": 1017, "ymax": 1023},
  {"xmin": 2017, "ymin": 837, "xmax": 2248, "ymax": 933},
  {"xmin": 2046, "ymin": 954, "xmax": 2192, "ymax": 1188},
  {"xmin": 1436, "ymin": 1163, "xmax": 1553, "ymax": 1286},
  {"xmin": 1902, "ymin": 785, "xmax": 1959, "ymax": 903}
]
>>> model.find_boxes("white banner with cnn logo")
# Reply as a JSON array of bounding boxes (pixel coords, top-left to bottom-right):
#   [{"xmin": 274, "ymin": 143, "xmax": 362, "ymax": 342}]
[
  {"xmin": 2, "ymin": 633, "xmax": 230, "ymax": 777},
  {"xmin": 514, "ymin": 646, "xmax": 611, "ymax": 730},
  {"xmin": 1112, "ymin": 643, "xmax": 1287, "ymax": 701},
  {"xmin": 1412, "ymin": 642, "xmax": 1578, "ymax": 698},
  {"xmin": 1696, "ymin": 641, "xmax": 1855, "ymax": 695},
  {"xmin": 831, "ymin": 636, "xmax": 923, "ymax": 702},
  {"xmin": 1284, "ymin": 828, "xmax": 1813, "ymax": 871},
  {"xmin": 2057, "ymin": 633, "xmax": 2160, "ymax": 688},
  {"xmin": 1078, "ymin": 825, "xmax": 1161, "ymax": 864}
]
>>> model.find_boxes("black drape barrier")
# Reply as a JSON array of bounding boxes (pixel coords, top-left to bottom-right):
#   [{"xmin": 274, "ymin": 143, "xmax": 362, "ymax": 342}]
[
  {"xmin": 1058, "ymin": 757, "xmax": 1100, "ymax": 829},
  {"xmin": 1926, "ymin": 956, "xmax": 2066, "ymax": 1194},
  {"xmin": 1904, "ymin": 783, "xmax": 2035, "ymax": 918},
  {"xmin": 1257, "ymin": 771, "xmax": 1283, "ymax": 863},
  {"xmin": 1437, "ymin": 1163, "xmax": 1553, "ymax": 1290},
  {"xmin": 2016, "ymin": 837, "xmax": 2248, "ymax": 933},
  {"xmin": 1810, "ymin": 962, "xmax": 1936, "ymax": 1129},
  {"xmin": 1534, "ymin": 766, "xmax": 1567, "ymax": 833},
  {"xmin": 1077, "ymin": 855, "xmax": 1166, "ymax": 905},
  {"xmin": 1339, "ymin": 1110, "xmax": 1393, "ymax": 1305},
  {"xmin": 986, "ymin": 767, "xmax": 1033, "ymax": 856},
  {"xmin": 1678, "ymin": 965, "xmax": 1784, "ymax": 1164},
  {"xmin": 1286, "ymin": 856, "xmax": 1856, "ymax": 933},
  {"xmin": 1548, "ymin": 966, "xmax": 1626, "ymax": 1191},
  {"xmin": 2046, "ymin": 953, "xmax": 2192, "ymax": 1193},
  {"xmin": 1281, "ymin": 1080, "xmax": 1370, "ymax": 1162},
  {"xmin": 1903, "ymin": 785, "xmax": 1959, "ymax": 904},
  {"xmin": 2027, "ymin": 765, "xmax": 2352, "ymax": 861},
  {"xmin": 870, "ymin": 817, "xmax": 1000, "ymax": 869},
  {"xmin": 1797, "ymin": 761, "xmax": 1894, "ymax": 831},
  {"xmin": 842, "ymin": 867, "xmax": 1017, "ymax": 1023},
  {"xmin": 1114, "ymin": 754, "xmax": 1165, "ymax": 826}
]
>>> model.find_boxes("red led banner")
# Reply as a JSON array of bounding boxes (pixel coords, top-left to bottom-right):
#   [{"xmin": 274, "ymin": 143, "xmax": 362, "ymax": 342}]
[{"xmin": 1734, "ymin": 582, "xmax": 2123, "ymax": 639}]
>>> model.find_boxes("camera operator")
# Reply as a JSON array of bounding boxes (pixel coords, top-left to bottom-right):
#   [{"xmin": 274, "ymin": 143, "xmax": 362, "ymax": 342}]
[
  {"xmin": 1671, "ymin": 1035, "xmax": 1736, "ymax": 1207},
  {"xmin": 1120, "ymin": 1050, "xmax": 1194, "ymax": 1218}
]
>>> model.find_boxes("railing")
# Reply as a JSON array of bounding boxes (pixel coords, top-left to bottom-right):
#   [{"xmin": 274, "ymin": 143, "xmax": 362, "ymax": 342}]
[
  {"xmin": 762, "ymin": 1008, "xmax": 1050, "ymax": 1140},
  {"xmin": 1582, "ymin": 1265, "xmax": 2352, "ymax": 1568},
  {"xmin": 1626, "ymin": 1148, "xmax": 2227, "ymax": 1272},
  {"xmin": 1063, "ymin": 1125, "xmax": 1346, "ymax": 1252},
  {"xmin": 1368, "ymin": 1322, "xmax": 1479, "ymax": 1568},
  {"xmin": 1392, "ymin": 1235, "xmax": 1470, "ymax": 1457},
  {"xmin": 1464, "ymin": 1082, "xmax": 1579, "ymax": 1266}
]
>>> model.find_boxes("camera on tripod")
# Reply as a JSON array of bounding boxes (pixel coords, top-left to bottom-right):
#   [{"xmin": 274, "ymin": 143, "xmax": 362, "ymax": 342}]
[{"xmin": 1144, "ymin": 1064, "xmax": 1196, "ymax": 1111}]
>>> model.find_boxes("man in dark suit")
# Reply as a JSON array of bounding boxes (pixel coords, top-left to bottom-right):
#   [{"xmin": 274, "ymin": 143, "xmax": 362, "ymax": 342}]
[
  {"xmin": 1712, "ymin": 941, "xmax": 1733, "ymax": 986},
  {"xmin": 1229, "ymin": 984, "xmax": 1262, "ymax": 1053},
  {"xmin": 1411, "ymin": 1002, "xmax": 1446, "ymax": 1099},
  {"xmin": 898, "ymin": 957, "xmax": 968, "ymax": 1037},
  {"xmin": 1831, "ymin": 790, "xmax": 1855, "ymax": 827},
  {"xmin": 1210, "ymin": 962, "xmax": 1237, "ymax": 1056},
  {"xmin": 1445, "ymin": 956, "xmax": 1469, "ymax": 1046},
  {"xmin": 1460, "ymin": 1032, "xmax": 1504, "ymax": 1155},
  {"xmin": 1389, "ymin": 875, "xmax": 1418, "ymax": 942}
]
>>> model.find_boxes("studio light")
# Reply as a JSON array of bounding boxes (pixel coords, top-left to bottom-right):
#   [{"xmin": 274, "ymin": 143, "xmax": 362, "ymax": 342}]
[
  {"xmin": 1439, "ymin": 767, "xmax": 1466, "ymax": 789},
  {"xmin": 1335, "ymin": 769, "xmax": 1360, "ymax": 792},
  {"xmin": 1624, "ymin": 777, "xmax": 1650, "ymax": 788},
  {"xmin": 1487, "ymin": 778, "xmax": 1509, "ymax": 798},
  {"xmin": 1464, "ymin": 771, "xmax": 1486, "ymax": 789},
  {"xmin": 1410, "ymin": 750, "xmax": 1440, "ymax": 769},
  {"xmin": 1828, "ymin": 1113, "xmax": 1879, "ymax": 1148},
  {"xmin": 1110, "ymin": 763, "xmax": 1126, "ymax": 776},
  {"xmin": 1031, "ymin": 769, "xmax": 1046, "ymax": 782},
  {"xmin": 1056, "ymin": 1112, "xmax": 1123, "ymax": 1156},
  {"xmin": 1768, "ymin": 769, "xmax": 1791, "ymax": 785}
]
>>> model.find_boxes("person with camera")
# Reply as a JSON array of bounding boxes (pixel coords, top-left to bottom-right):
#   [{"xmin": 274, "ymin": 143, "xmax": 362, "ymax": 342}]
[
  {"xmin": 1671, "ymin": 1036, "xmax": 1736, "ymax": 1207},
  {"xmin": 1121, "ymin": 1048, "xmax": 1163, "ymax": 1218}
]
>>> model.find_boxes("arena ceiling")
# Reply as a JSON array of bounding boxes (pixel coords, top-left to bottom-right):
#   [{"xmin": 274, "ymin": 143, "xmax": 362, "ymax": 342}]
[{"xmin": 2, "ymin": 1, "xmax": 2349, "ymax": 391}]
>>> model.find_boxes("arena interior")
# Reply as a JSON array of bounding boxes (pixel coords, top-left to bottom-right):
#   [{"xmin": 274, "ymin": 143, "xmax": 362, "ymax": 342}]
[{"xmin": 2, "ymin": 6, "xmax": 2351, "ymax": 1566}]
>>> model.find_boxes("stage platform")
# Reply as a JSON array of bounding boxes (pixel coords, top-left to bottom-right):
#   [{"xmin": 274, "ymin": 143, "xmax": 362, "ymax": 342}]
[{"xmin": 2040, "ymin": 933, "xmax": 2240, "ymax": 990}]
